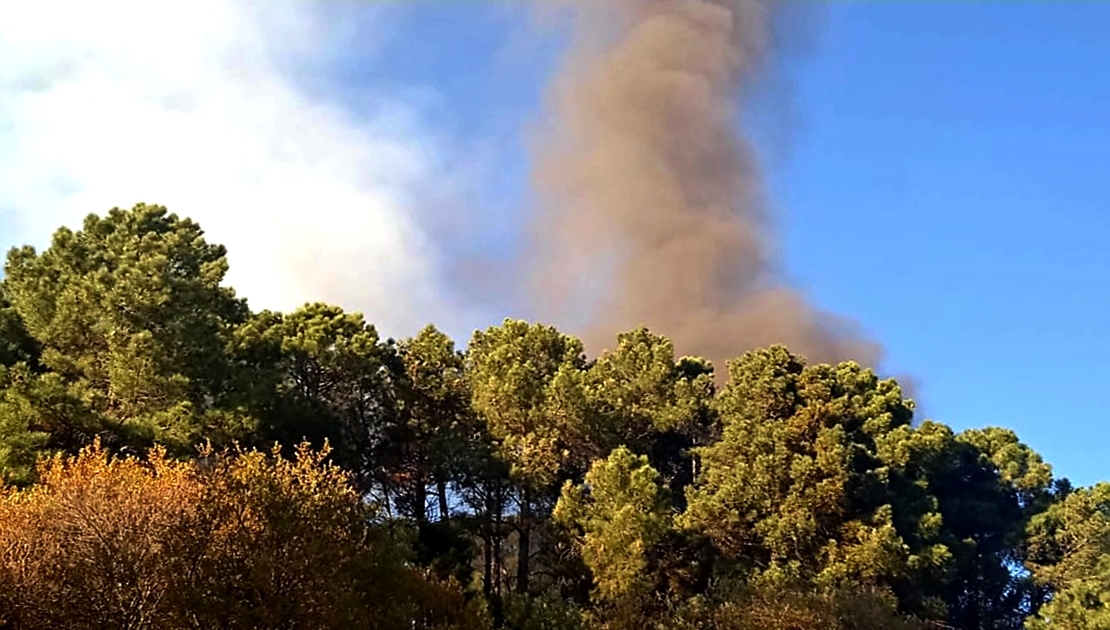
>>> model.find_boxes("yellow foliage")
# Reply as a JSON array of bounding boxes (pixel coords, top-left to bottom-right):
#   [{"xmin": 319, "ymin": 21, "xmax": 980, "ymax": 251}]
[
  {"xmin": 0, "ymin": 439, "xmax": 490, "ymax": 630},
  {"xmin": 0, "ymin": 439, "xmax": 201, "ymax": 628}
]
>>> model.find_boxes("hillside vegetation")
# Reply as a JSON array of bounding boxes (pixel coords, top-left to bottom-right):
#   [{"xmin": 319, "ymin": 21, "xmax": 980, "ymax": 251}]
[{"xmin": 0, "ymin": 205, "xmax": 1105, "ymax": 629}]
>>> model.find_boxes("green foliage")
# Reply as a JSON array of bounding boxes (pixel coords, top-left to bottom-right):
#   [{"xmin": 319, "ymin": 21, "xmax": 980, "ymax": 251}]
[
  {"xmin": 0, "ymin": 290, "xmax": 37, "ymax": 369},
  {"xmin": 0, "ymin": 207, "xmax": 1100, "ymax": 629},
  {"xmin": 584, "ymin": 328, "xmax": 714, "ymax": 445},
  {"xmin": 936, "ymin": 427, "xmax": 1054, "ymax": 628},
  {"xmin": 468, "ymin": 319, "xmax": 588, "ymax": 490},
  {"xmin": 879, "ymin": 421, "xmax": 1055, "ymax": 627},
  {"xmin": 682, "ymin": 347, "xmax": 938, "ymax": 595},
  {"xmin": 229, "ymin": 303, "xmax": 396, "ymax": 480},
  {"xmin": 2, "ymin": 204, "xmax": 251, "ymax": 458},
  {"xmin": 391, "ymin": 325, "xmax": 479, "ymax": 522},
  {"xmin": 584, "ymin": 329, "xmax": 716, "ymax": 508},
  {"xmin": 0, "ymin": 366, "xmax": 81, "ymax": 485},
  {"xmin": 555, "ymin": 447, "xmax": 673, "ymax": 608},
  {"xmin": 1026, "ymin": 483, "xmax": 1110, "ymax": 629},
  {"xmin": 502, "ymin": 593, "xmax": 586, "ymax": 630},
  {"xmin": 467, "ymin": 319, "xmax": 592, "ymax": 596}
]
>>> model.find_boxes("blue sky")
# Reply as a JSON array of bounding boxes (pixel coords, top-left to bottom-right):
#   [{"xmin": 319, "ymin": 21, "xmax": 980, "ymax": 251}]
[
  {"xmin": 2, "ymin": 2, "xmax": 1108, "ymax": 486},
  {"xmin": 768, "ymin": 4, "xmax": 1110, "ymax": 487},
  {"xmin": 354, "ymin": 2, "xmax": 1110, "ymax": 486}
]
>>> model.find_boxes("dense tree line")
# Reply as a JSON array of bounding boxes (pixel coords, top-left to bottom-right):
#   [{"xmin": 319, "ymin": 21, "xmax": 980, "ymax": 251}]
[{"xmin": 0, "ymin": 205, "xmax": 1105, "ymax": 629}]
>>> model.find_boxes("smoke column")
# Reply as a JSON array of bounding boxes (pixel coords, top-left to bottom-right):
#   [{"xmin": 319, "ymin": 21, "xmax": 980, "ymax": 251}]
[{"xmin": 528, "ymin": 0, "xmax": 881, "ymax": 369}]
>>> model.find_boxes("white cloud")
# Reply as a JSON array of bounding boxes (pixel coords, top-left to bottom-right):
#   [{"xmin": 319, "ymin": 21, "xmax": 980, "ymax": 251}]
[{"xmin": 0, "ymin": 0, "xmax": 467, "ymax": 338}]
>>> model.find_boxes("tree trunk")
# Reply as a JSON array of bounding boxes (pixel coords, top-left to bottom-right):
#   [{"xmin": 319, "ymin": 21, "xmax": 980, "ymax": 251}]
[
  {"xmin": 381, "ymin": 486, "xmax": 393, "ymax": 518},
  {"xmin": 436, "ymin": 476, "xmax": 450, "ymax": 520},
  {"xmin": 413, "ymin": 476, "xmax": 427, "ymax": 526},
  {"xmin": 516, "ymin": 487, "xmax": 531, "ymax": 594},
  {"xmin": 494, "ymin": 490, "xmax": 504, "ymax": 616},
  {"xmin": 484, "ymin": 485, "xmax": 495, "ymax": 600},
  {"xmin": 484, "ymin": 526, "xmax": 493, "ymax": 600}
]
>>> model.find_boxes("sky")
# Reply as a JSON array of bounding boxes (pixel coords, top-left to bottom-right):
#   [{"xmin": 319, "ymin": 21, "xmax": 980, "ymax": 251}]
[{"xmin": 1, "ymin": 2, "xmax": 1108, "ymax": 486}]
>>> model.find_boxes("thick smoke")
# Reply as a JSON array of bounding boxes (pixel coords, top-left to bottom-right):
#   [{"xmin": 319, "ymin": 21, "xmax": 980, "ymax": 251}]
[{"xmin": 528, "ymin": 0, "xmax": 881, "ymax": 369}]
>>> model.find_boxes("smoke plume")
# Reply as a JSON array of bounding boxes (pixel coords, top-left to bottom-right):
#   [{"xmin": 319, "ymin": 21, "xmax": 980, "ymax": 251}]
[{"xmin": 529, "ymin": 0, "xmax": 881, "ymax": 369}]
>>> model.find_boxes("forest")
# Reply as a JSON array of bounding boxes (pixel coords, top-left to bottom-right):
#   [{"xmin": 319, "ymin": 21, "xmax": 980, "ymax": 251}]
[{"xmin": 0, "ymin": 204, "xmax": 1106, "ymax": 629}]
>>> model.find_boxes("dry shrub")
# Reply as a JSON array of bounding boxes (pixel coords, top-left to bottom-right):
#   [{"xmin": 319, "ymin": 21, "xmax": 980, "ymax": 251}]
[
  {"xmin": 0, "ymin": 440, "xmax": 489, "ymax": 630},
  {"xmin": 0, "ymin": 441, "xmax": 201, "ymax": 628}
]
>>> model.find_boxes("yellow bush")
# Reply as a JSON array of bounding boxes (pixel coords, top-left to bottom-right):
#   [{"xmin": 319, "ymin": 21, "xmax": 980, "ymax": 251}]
[{"xmin": 0, "ymin": 440, "xmax": 489, "ymax": 630}]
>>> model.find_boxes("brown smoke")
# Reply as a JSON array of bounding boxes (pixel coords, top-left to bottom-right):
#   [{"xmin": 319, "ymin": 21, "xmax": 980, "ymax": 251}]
[{"xmin": 528, "ymin": 0, "xmax": 881, "ymax": 370}]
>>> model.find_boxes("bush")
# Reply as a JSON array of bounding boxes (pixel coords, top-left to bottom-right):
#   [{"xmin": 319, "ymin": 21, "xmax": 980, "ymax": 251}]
[{"xmin": 0, "ymin": 440, "xmax": 489, "ymax": 630}]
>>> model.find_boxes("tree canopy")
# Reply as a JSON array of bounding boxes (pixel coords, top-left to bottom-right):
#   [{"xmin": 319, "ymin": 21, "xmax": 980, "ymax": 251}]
[{"xmin": 0, "ymin": 205, "xmax": 1099, "ymax": 629}]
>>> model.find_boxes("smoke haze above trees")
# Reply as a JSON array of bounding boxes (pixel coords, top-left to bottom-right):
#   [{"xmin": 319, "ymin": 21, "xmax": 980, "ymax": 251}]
[
  {"xmin": 527, "ymin": 0, "xmax": 879, "ymax": 369},
  {"xmin": 0, "ymin": 0, "xmax": 878, "ymax": 376}
]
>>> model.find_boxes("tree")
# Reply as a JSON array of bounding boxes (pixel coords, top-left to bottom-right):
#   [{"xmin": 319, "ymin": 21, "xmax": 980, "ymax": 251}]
[
  {"xmin": 584, "ymin": 328, "xmax": 716, "ymax": 507},
  {"xmin": 682, "ymin": 346, "xmax": 950, "ymax": 615},
  {"xmin": 392, "ymin": 325, "xmax": 475, "ymax": 525},
  {"xmin": 467, "ymin": 319, "xmax": 589, "ymax": 596},
  {"xmin": 391, "ymin": 326, "xmax": 483, "ymax": 585},
  {"xmin": 0, "ymin": 288, "xmax": 50, "ymax": 483},
  {"xmin": 2, "ymin": 204, "xmax": 251, "ymax": 454},
  {"xmin": 683, "ymin": 585, "xmax": 930, "ymax": 630},
  {"xmin": 0, "ymin": 207, "xmax": 1092, "ymax": 628},
  {"xmin": 229, "ymin": 302, "xmax": 398, "ymax": 495},
  {"xmin": 924, "ymin": 427, "xmax": 1055, "ymax": 629},
  {"xmin": 554, "ymin": 446, "xmax": 673, "ymax": 627},
  {"xmin": 176, "ymin": 442, "xmax": 408, "ymax": 629},
  {"xmin": 1025, "ymin": 483, "xmax": 1110, "ymax": 629}
]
